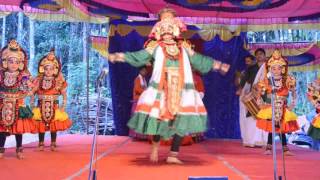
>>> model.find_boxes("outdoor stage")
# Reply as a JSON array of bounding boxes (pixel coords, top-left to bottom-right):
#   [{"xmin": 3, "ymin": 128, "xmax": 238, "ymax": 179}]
[{"xmin": 0, "ymin": 134, "xmax": 319, "ymax": 180}]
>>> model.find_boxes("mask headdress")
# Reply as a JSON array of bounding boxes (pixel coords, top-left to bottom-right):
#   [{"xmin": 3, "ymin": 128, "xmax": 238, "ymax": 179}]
[
  {"xmin": 149, "ymin": 8, "xmax": 187, "ymax": 40},
  {"xmin": 38, "ymin": 49, "xmax": 61, "ymax": 76},
  {"xmin": 1, "ymin": 40, "xmax": 27, "ymax": 71}
]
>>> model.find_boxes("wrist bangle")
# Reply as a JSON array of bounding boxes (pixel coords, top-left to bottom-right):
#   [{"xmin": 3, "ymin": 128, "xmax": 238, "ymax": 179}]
[{"xmin": 213, "ymin": 61, "xmax": 222, "ymax": 71}]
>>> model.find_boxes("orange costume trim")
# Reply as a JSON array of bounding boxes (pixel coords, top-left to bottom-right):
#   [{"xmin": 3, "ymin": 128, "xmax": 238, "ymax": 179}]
[
  {"xmin": 0, "ymin": 40, "xmax": 35, "ymax": 134},
  {"xmin": 193, "ymin": 72, "xmax": 205, "ymax": 93},
  {"xmin": 133, "ymin": 75, "xmax": 147, "ymax": 101},
  {"xmin": 33, "ymin": 75, "xmax": 72, "ymax": 133},
  {"xmin": 160, "ymin": 72, "xmax": 205, "ymax": 146},
  {"xmin": 32, "ymin": 50, "xmax": 72, "ymax": 133},
  {"xmin": 0, "ymin": 98, "xmax": 35, "ymax": 134},
  {"xmin": 255, "ymin": 50, "xmax": 299, "ymax": 133}
]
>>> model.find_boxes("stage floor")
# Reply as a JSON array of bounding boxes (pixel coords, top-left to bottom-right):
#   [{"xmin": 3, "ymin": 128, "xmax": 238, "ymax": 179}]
[{"xmin": 0, "ymin": 134, "xmax": 319, "ymax": 180}]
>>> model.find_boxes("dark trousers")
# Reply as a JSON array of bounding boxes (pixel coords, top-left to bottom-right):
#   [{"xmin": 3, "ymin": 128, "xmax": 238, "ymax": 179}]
[
  {"xmin": 39, "ymin": 132, "xmax": 57, "ymax": 143},
  {"xmin": 153, "ymin": 134, "xmax": 183, "ymax": 152},
  {"xmin": 0, "ymin": 132, "xmax": 23, "ymax": 149},
  {"xmin": 267, "ymin": 132, "xmax": 287, "ymax": 146}
]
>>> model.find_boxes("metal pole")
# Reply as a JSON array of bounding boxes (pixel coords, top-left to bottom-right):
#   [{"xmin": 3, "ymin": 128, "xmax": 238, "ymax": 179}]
[
  {"xmin": 84, "ymin": 23, "xmax": 90, "ymax": 134},
  {"xmin": 88, "ymin": 78, "xmax": 103, "ymax": 180},
  {"xmin": 270, "ymin": 75, "xmax": 278, "ymax": 180}
]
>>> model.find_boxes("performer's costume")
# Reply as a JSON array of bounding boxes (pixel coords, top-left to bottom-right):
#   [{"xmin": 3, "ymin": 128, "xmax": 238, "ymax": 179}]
[
  {"xmin": 306, "ymin": 78, "xmax": 320, "ymax": 150},
  {"xmin": 31, "ymin": 50, "xmax": 72, "ymax": 151},
  {"xmin": 126, "ymin": 33, "xmax": 214, "ymax": 140},
  {"xmin": 129, "ymin": 70, "xmax": 149, "ymax": 140},
  {"xmin": 239, "ymin": 63, "xmax": 267, "ymax": 147},
  {"xmin": 133, "ymin": 73, "xmax": 148, "ymax": 102},
  {"xmin": 161, "ymin": 71, "xmax": 205, "ymax": 145},
  {"xmin": 255, "ymin": 50, "xmax": 299, "ymax": 155},
  {"xmin": 109, "ymin": 14, "xmax": 229, "ymax": 163},
  {"xmin": 0, "ymin": 40, "xmax": 35, "ymax": 159}
]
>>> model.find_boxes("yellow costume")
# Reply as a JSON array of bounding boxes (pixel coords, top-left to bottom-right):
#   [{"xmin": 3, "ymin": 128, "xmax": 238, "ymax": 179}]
[{"xmin": 32, "ymin": 50, "xmax": 72, "ymax": 150}]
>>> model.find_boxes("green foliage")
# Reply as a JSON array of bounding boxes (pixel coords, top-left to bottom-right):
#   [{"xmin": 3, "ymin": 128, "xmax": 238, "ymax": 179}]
[{"xmin": 0, "ymin": 13, "xmax": 112, "ymax": 133}]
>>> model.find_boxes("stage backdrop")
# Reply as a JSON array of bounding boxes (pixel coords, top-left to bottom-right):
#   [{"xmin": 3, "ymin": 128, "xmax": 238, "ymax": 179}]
[{"xmin": 108, "ymin": 20, "xmax": 250, "ymax": 138}]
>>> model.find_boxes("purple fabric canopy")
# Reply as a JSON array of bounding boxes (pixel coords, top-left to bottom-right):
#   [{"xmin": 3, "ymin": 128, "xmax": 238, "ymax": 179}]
[
  {"xmin": 78, "ymin": 0, "xmax": 320, "ymax": 19},
  {"xmin": 1, "ymin": 0, "xmax": 320, "ymax": 21}
]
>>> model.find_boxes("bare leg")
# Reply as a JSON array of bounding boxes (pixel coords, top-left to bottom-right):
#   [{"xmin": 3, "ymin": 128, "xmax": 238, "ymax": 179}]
[
  {"xmin": 150, "ymin": 135, "xmax": 160, "ymax": 162},
  {"xmin": 281, "ymin": 133, "xmax": 293, "ymax": 156}
]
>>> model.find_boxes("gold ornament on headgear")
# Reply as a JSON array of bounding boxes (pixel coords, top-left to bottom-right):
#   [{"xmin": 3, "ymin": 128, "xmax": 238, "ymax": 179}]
[
  {"xmin": 266, "ymin": 49, "xmax": 288, "ymax": 74},
  {"xmin": 149, "ymin": 8, "xmax": 187, "ymax": 40},
  {"xmin": 158, "ymin": 7, "xmax": 177, "ymax": 20},
  {"xmin": 1, "ymin": 40, "xmax": 25, "ymax": 70},
  {"xmin": 38, "ymin": 49, "xmax": 60, "ymax": 76}
]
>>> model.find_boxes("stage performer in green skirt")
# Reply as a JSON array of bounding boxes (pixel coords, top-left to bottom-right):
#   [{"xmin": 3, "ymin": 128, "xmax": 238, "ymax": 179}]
[{"xmin": 108, "ymin": 8, "xmax": 230, "ymax": 164}]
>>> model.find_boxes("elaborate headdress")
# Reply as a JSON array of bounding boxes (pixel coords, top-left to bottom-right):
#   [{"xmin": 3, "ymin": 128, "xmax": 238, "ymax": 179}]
[
  {"xmin": 1, "ymin": 40, "xmax": 27, "ymax": 71},
  {"xmin": 265, "ymin": 49, "xmax": 288, "ymax": 75},
  {"xmin": 263, "ymin": 49, "xmax": 296, "ymax": 91},
  {"xmin": 38, "ymin": 49, "xmax": 61, "ymax": 76},
  {"xmin": 158, "ymin": 7, "xmax": 177, "ymax": 19},
  {"xmin": 307, "ymin": 79, "xmax": 320, "ymax": 109},
  {"xmin": 149, "ymin": 8, "xmax": 187, "ymax": 40}
]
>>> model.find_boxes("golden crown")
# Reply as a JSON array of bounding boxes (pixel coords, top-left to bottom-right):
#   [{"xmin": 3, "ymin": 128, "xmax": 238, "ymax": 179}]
[
  {"xmin": 38, "ymin": 49, "xmax": 60, "ymax": 75},
  {"xmin": 8, "ymin": 40, "xmax": 20, "ymax": 50},
  {"xmin": 1, "ymin": 40, "xmax": 26, "ymax": 70},
  {"xmin": 267, "ymin": 50, "xmax": 287, "ymax": 67}
]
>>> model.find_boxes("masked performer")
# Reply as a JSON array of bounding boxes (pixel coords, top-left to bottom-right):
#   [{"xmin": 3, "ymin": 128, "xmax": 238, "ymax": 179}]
[{"xmin": 108, "ymin": 8, "xmax": 230, "ymax": 164}]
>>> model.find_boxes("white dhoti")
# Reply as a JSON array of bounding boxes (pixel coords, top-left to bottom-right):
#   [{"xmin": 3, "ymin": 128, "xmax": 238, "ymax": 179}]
[{"xmin": 239, "ymin": 82, "xmax": 268, "ymax": 146}]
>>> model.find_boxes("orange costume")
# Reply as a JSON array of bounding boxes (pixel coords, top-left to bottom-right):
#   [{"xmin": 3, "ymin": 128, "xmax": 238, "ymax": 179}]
[
  {"xmin": 133, "ymin": 74, "xmax": 147, "ymax": 102},
  {"xmin": 129, "ymin": 73, "xmax": 148, "ymax": 140},
  {"xmin": 162, "ymin": 71, "xmax": 205, "ymax": 145},
  {"xmin": 193, "ymin": 71, "xmax": 205, "ymax": 95},
  {"xmin": 255, "ymin": 50, "xmax": 299, "ymax": 154},
  {"xmin": 31, "ymin": 50, "xmax": 72, "ymax": 150},
  {"xmin": 255, "ymin": 52, "xmax": 299, "ymax": 133},
  {"xmin": 306, "ymin": 78, "xmax": 320, "ymax": 141},
  {"xmin": 109, "ymin": 7, "xmax": 230, "ymax": 164},
  {"xmin": 0, "ymin": 40, "xmax": 35, "ymax": 158}
]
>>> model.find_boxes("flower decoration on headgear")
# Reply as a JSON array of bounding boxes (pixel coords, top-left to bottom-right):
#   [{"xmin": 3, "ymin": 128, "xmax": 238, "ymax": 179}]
[
  {"xmin": 38, "ymin": 48, "xmax": 61, "ymax": 76},
  {"xmin": 1, "ymin": 39, "xmax": 26, "ymax": 71},
  {"xmin": 149, "ymin": 8, "xmax": 187, "ymax": 40},
  {"xmin": 265, "ymin": 49, "xmax": 288, "ymax": 75}
]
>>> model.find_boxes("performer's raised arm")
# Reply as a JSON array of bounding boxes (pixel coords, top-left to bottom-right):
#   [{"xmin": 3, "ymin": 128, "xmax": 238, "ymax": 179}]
[{"xmin": 106, "ymin": 7, "xmax": 231, "ymax": 164}]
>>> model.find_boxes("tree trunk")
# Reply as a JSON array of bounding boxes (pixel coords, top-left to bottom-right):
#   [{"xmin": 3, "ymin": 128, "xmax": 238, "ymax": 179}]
[
  {"xmin": 82, "ymin": 22, "xmax": 89, "ymax": 64},
  {"xmin": 29, "ymin": 19, "xmax": 35, "ymax": 75},
  {"xmin": 1, "ymin": 16, "xmax": 6, "ymax": 48},
  {"xmin": 54, "ymin": 34, "xmax": 59, "ymax": 56},
  {"xmin": 66, "ymin": 22, "xmax": 76, "ymax": 104},
  {"xmin": 17, "ymin": 12, "xmax": 24, "ymax": 44},
  {"xmin": 67, "ymin": 23, "xmax": 77, "ymax": 81},
  {"xmin": 82, "ymin": 22, "xmax": 90, "ymax": 134}
]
